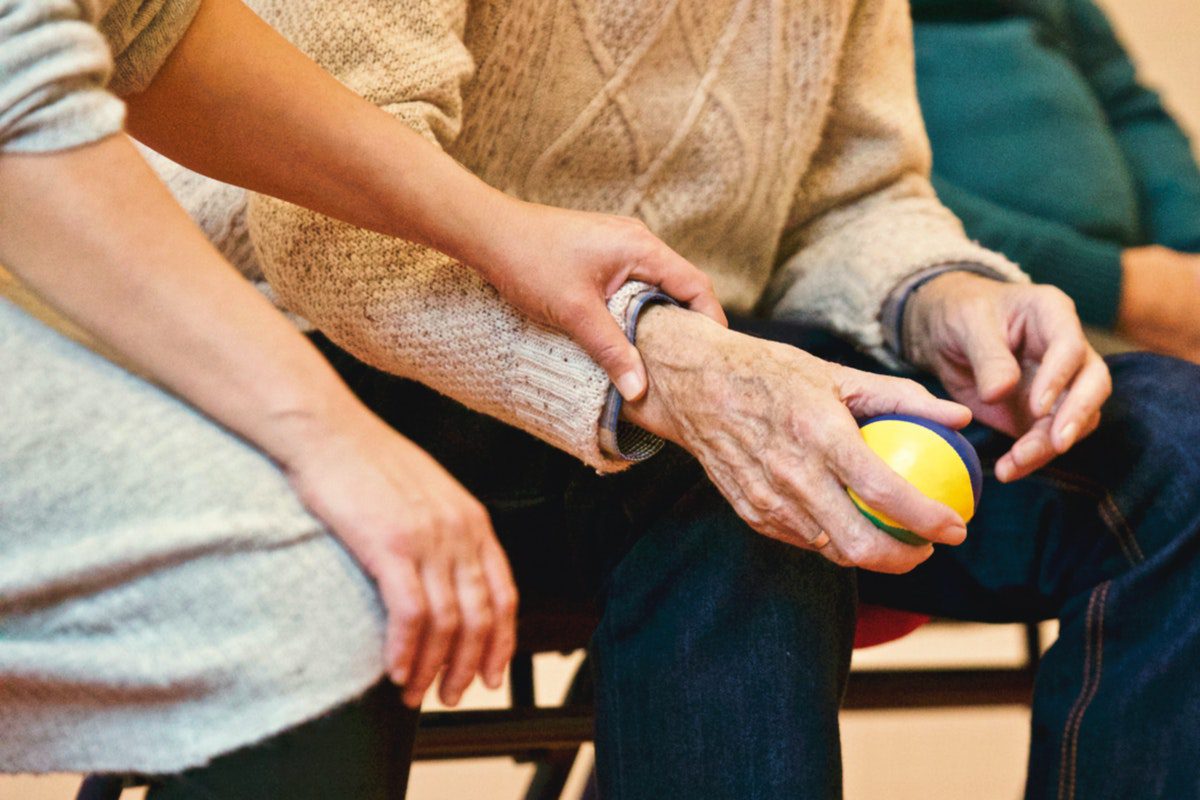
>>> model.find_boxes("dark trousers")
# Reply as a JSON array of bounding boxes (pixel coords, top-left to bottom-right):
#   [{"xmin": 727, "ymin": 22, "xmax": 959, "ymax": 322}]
[{"xmin": 151, "ymin": 321, "xmax": 1200, "ymax": 800}]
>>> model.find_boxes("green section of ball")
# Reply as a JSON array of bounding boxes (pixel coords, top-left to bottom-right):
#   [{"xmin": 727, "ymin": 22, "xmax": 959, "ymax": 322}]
[{"xmin": 854, "ymin": 503, "xmax": 928, "ymax": 546}]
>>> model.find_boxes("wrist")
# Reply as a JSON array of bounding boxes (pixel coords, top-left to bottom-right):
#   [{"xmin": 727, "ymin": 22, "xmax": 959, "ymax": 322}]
[
  {"xmin": 902, "ymin": 271, "xmax": 997, "ymax": 369},
  {"xmin": 250, "ymin": 369, "xmax": 380, "ymax": 475},
  {"xmin": 620, "ymin": 304, "xmax": 726, "ymax": 442},
  {"xmin": 1117, "ymin": 246, "xmax": 1167, "ymax": 333}
]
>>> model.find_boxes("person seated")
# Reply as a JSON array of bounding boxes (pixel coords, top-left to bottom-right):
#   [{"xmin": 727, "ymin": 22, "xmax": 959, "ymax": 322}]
[
  {"xmin": 0, "ymin": 0, "xmax": 722, "ymax": 794},
  {"xmin": 16, "ymin": 0, "xmax": 1200, "ymax": 798},
  {"xmin": 911, "ymin": 0, "xmax": 1200, "ymax": 360},
  {"xmin": 146, "ymin": 1, "xmax": 1200, "ymax": 797}
]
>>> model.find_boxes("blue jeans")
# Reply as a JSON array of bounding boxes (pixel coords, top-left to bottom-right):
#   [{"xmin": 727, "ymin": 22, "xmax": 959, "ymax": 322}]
[
  {"xmin": 313, "ymin": 323, "xmax": 1200, "ymax": 800},
  {"xmin": 859, "ymin": 350, "xmax": 1200, "ymax": 800}
]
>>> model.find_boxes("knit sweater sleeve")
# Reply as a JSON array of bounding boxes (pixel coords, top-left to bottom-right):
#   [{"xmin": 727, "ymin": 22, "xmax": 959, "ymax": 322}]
[
  {"xmin": 0, "ymin": 0, "xmax": 199, "ymax": 154},
  {"xmin": 244, "ymin": 0, "xmax": 641, "ymax": 473},
  {"xmin": 0, "ymin": 0, "xmax": 123, "ymax": 153},
  {"xmin": 931, "ymin": 173, "xmax": 1124, "ymax": 329},
  {"xmin": 1064, "ymin": 0, "xmax": 1200, "ymax": 253},
  {"xmin": 763, "ymin": 0, "xmax": 1027, "ymax": 366}
]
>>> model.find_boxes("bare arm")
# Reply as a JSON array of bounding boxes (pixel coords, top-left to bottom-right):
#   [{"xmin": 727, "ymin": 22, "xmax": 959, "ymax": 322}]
[
  {"xmin": 123, "ymin": 0, "xmax": 507, "ymax": 271},
  {"xmin": 0, "ymin": 134, "xmax": 516, "ymax": 708},
  {"xmin": 125, "ymin": 0, "xmax": 723, "ymax": 399}
]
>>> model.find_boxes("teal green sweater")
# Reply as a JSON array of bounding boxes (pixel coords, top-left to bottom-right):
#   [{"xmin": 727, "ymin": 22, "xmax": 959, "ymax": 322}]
[{"xmin": 912, "ymin": 0, "xmax": 1200, "ymax": 328}]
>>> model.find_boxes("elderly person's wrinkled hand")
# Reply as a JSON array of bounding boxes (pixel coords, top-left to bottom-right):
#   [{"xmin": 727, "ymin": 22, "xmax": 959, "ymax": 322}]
[
  {"xmin": 903, "ymin": 272, "xmax": 1112, "ymax": 483},
  {"xmin": 621, "ymin": 305, "xmax": 973, "ymax": 574}
]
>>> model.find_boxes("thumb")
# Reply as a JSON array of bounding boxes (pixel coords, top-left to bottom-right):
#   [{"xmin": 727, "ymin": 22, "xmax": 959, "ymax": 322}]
[
  {"xmin": 961, "ymin": 310, "xmax": 1022, "ymax": 402},
  {"xmin": 567, "ymin": 301, "xmax": 648, "ymax": 401}
]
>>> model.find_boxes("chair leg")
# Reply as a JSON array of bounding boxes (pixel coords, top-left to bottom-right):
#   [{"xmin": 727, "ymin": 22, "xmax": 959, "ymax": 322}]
[
  {"xmin": 75, "ymin": 775, "xmax": 128, "ymax": 800},
  {"xmin": 524, "ymin": 750, "xmax": 582, "ymax": 800},
  {"xmin": 523, "ymin": 654, "xmax": 595, "ymax": 800},
  {"xmin": 579, "ymin": 767, "xmax": 599, "ymax": 800}
]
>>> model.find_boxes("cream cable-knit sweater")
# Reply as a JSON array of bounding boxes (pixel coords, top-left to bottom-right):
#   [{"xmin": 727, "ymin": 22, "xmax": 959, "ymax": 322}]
[
  {"xmin": 235, "ymin": 0, "xmax": 1026, "ymax": 471},
  {"xmin": 174, "ymin": 0, "xmax": 1027, "ymax": 472}
]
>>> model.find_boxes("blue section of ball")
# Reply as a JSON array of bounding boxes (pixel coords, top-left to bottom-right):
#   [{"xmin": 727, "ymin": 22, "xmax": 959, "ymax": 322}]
[{"xmin": 858, "ymin": 413, "xmax": 983, "ymax": 508}]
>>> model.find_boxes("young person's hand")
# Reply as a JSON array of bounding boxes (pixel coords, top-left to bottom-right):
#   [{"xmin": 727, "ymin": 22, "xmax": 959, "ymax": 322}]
[
  {"xmin": 0, "ymin": 134, "xmax": 517, "ymax": 711},
  {"xmin": 904, "ymin": 272, "xmax": 1112, "ymax": 483},
  {"xmin": 469, "ymin": 201, "xmax": 727, "ymax": 401},
  {"xmin": 1118, "ymin": 246, "xmax": 1200, "ymax": 362},
  {"xmin": 275, "ymin": 403, "xmax": 517, "ymax": 709},
  {"xmin": 126, "ymin": 0, "xmax": 726, "ymax": 405}
]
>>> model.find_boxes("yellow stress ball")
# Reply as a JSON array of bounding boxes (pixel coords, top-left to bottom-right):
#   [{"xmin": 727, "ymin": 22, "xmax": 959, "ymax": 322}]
[{"xmin": 848, "ymin": 414, "xmax": 983, "ymax": 545}]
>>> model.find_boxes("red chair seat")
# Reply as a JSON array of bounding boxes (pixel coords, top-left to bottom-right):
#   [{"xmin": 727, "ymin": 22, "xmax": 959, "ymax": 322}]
[{"xmin": 854, "ymin": 604, "xmax": 930, "ymax": 649}]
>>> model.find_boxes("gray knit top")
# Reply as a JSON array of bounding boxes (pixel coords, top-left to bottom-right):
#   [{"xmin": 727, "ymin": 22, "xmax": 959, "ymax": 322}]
[
  {"xmin": 0, "ymin": 0, "xmax": 200, "ymax": 154},
  {"xmin": 0, "ymin": 0, "xmax": 394, "ymax": 776}
]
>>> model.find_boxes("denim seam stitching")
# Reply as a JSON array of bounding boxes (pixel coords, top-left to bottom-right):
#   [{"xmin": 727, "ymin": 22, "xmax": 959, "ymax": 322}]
[
  {"xmin": 1057, "ymin": 585, "xmax": 1099, "ymax": 800},
  {"xmin": 1057, "ymin": 580, "xmax": 1111, "ymax": 800},
  {"xmin": 1097, "ymin": 495, "xmax": 1147, "ymax": 563},
  {"xmin": 1036, "ymin": 467, "xmax": 1146, "ymax": 565}
]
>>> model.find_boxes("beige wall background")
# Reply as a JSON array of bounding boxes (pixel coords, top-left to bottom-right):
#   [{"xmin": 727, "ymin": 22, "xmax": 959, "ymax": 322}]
[{"xmin": 1100, "ymin": 0, "xmax": 1200, "ymax": 147}]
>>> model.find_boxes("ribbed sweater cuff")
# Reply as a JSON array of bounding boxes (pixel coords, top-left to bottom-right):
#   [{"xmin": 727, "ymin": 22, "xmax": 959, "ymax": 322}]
[
  {"xmin": 509, "ymin": 281, "xmax": 664, "ymax": 474},
  {"xmin": 1023, "ymin": 234, "xmax": 1124, "ymax": 330},
  {"xmin": 599, "ymin": 289, "xmax": 677, "ymax": 461}
]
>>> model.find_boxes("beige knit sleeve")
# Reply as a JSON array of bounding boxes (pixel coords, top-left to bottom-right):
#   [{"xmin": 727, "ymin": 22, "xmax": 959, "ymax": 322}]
[
  {"xmin": 763, "ymin": 0, "xmax": 1028, "ymax": 366},
  {"xmin": 244, "ymin": 0, "xmax": 638, "ymax": 472}
]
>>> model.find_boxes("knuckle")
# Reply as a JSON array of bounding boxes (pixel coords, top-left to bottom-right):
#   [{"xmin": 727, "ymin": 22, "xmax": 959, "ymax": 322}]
[
  {"xmin": 430, "ymin": 605, "xmax": 461, "ymax": 635},
  {"xmin": 466, "ymin": 500, "xmax": 492, "ymax": 529},
  {"xmin": 743, "ymin": 481, "xmax": 778, "ymax": 513},
  {"xmin": 624, "ymin": 216, "xmax": 652, "ymax": 238},
  {"xmin": 463, "ymin": 607, "xmax": 494, "ymax": 635},
  {"xmin": 396, "ymin": 596, "xmax": 428, "ymax": 626},
  {"xmin": 1041, "ymin": 285, "xmax": 1076, "ymax": 312},
  {"xmin": 838, "ymin": 537, "xmax": 873, "ymax": 567},
  {"xmin": 693, "ymin": 270, "xmax": 716, "ymax": 293},
  {"xmin": 897, "ymin": 377, "xmax": 931, "ymax": 400},
  {"xmin": 558, "ymin": 294, "xmax": 592, "ymax": 322},
  {"xmin": 436, "ymin": 507, "xmax": 469, "ymax": 537},
  {"xmin": 493, "ymin": 586, "xmax": 518, "ymax": 618}
]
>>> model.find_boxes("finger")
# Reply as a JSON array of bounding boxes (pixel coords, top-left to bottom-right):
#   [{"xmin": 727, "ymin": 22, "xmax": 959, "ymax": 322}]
[
  {"xmin": 960, "ymin": 307, "xmax": 1022, "ymax": 402},
  {"xmin": 1049, "ymin": 352, "xmax": 1111, "ymax": 453},
  {"xmin": 629, "ymin": 245, "xmax": 728, "ymax": 327},
  {"xmin": 564, "ymin": 301, "xmax": 648, "ymax": 401},
  {"xmin": 1026, "ymin": 329, "xmax": 1088, "ymax": 418},
  {"xmin": 479, "ymin": 540, "xmax": 518, "ymax": 689},
  {"xmin": 842, "ymin": 371, "xmax": 972, "ymax": 429},
  {"xmin": 403, "ymin": 563, "xmax": 460, "ymax": 708},
  {"xmin": 830, "ymin": 427, "xmax": 967, "ymax": 545},
  {"xmin": 761, "ymin": 459, "xmax": 860, "ymax": 557},
  {"xmin": 995, "ymin": 416, "xmax": 1054, "ymax": 483},
  {"xmin": 374, "ymin": 558, "xmax": 427, "ymax": 687},
  {"xmin": 438, "ymin": 561, "xmax": 493, "ymax": 706},
  {"xmin": 809, "ymin": 476, "xmax": 935, "ymax": 574}
]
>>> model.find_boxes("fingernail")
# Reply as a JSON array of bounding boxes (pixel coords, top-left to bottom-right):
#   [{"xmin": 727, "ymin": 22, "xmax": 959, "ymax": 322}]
[
  {"xmin": 1058, "ymin": 422, "xmax": 1078, "ymax": 451},
  {"xmin": 390, "ymin": 668, "xmax": 408, "ymax": 686},
  {"xmin": 1013, "ymin": 438, "xmax": 1042, "ymax": 466},
  {"xmin": 615, "ymin": 370, "xmax": 645, "ymax": 401},
  {"xmin": 945, "ymin": 523, "xmax": 967, "ymax": 543},
  {"xmin": 1038, "ymin": 391, "xmax": 1055, "ymax": 416}
]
